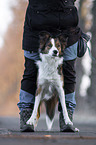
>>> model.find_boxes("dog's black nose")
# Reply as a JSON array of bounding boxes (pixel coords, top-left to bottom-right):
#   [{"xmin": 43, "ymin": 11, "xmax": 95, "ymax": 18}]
[{"xmin": 53, "ymin": 50, "xmax": 58, "ymax": 55}]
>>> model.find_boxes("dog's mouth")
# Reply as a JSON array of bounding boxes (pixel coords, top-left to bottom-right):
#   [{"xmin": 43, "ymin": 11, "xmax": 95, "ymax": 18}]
[{"xmin": 52, "ymin": 54, "xmax": 58, "ymax": 57}]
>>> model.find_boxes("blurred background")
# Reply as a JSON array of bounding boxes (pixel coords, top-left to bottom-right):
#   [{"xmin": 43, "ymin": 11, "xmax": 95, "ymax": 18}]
[{"xmin": 0, "ymin": 0, "xmax": 96, "ymax": 119}]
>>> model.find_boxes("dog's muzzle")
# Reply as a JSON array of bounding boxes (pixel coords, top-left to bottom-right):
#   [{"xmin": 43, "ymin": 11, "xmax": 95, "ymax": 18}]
[{"xmin": 52, "ymin": 50, "xmax": 59, "ymax": 57}]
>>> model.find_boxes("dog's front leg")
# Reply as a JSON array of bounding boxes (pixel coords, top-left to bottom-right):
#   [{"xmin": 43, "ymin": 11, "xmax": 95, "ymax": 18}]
[
  {"xmin": 26, "ymin": 93, "xmax": 42, "ymax": 127},
  {"xmin": 57, "ymin": 86, "xmax": 73, "ymax": 125}
]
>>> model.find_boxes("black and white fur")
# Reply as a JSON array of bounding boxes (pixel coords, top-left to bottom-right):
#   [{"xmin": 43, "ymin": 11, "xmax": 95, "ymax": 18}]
[{"xmin": 27, "ymin": 32, "xmax": 73, "ymax": 130}]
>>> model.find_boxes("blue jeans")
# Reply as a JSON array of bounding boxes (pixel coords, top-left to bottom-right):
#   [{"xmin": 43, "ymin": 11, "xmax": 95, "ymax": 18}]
[{"xmin": 17, "ymin": 42, "xmax": 78, "ymax": 112}]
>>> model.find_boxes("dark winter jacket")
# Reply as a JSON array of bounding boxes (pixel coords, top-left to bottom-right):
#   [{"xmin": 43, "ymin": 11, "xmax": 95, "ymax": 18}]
[
  {"xmin": 22, "ymin": 0, "xmax": 81, "ymax": 52},
  {"xmin": 29, "ymin": 0, "xmax": 76, "ymax": 10}
]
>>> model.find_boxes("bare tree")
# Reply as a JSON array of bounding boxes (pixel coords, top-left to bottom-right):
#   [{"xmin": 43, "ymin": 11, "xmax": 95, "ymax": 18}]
[
  {"xmin": 87, "ymin": 0, "xmax": 96, "ymax": 112},
  {"xmin": 0, "ymin": 0, "xmax": 27, "ymax": 116},
  {"xmin": 76, "ymin": 0, "xmax": 96, "ymax": 114}
]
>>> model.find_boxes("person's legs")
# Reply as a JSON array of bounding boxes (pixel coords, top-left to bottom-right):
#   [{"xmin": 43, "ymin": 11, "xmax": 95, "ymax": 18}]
[
  {"xmin": 17, "ymin": 57, "xmax": 38, "ymax": 111},
  {"xmin": 58, "ymin": 42, "xmax": 79, "ymax": 132},
  {"xmin": 17, "ymin": 56, "xmax": 38, "ymax": 132},
  {"xmin": 58, "ymin": 59, "xmax": 76, "ymax": 114}
]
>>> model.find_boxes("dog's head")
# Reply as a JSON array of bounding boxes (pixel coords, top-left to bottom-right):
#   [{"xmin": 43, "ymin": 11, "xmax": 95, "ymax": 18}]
[{"xmin": 39, "ymin": 32, "xmax": 68, "ymax": 57}]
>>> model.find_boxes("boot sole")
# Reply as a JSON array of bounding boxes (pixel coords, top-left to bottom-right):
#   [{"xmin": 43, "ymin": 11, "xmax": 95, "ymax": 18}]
[
  {"xmin": 60, "ymin": 124, "xmax": 79, "ymax": 132},
  {"xmin": 20, "ymin": 125, "xmax": 34, "ymax": 132}
]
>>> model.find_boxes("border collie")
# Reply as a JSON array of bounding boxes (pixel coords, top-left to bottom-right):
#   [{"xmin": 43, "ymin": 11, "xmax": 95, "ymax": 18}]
[{"xmin": 27, "ymin": 32, "xmax": 73, "ymax": 131}]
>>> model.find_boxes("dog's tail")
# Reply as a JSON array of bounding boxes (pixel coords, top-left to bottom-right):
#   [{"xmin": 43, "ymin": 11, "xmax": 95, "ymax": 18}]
[{"xmin": 45, "ymin": 97, "xmax": 58, "ymax": 131}]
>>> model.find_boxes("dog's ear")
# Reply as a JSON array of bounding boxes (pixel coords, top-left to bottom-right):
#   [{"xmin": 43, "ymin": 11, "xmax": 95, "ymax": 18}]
[
  {"xmin": 58, "ymin": 35, "xmax": 68, "ymax": 51},
  {"xmin": 39, "ymin": 31, "xmax": 50, "ymax": 51}
]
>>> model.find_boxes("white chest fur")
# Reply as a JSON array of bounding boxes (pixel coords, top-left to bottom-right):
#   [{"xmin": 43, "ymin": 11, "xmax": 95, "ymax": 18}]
[
  {"xmin": 36, "ymin": 54, "xmax": 63, "ymax": 101},
  {"xmin": 36, "ymin": 54, "xmax": 63, "ymax": 84}
]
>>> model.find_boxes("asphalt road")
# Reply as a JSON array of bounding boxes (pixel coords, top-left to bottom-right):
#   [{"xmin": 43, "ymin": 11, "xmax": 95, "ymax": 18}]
[{"xmin": 0, "ymin": 114, "xmax": 96, "ymax": 145}]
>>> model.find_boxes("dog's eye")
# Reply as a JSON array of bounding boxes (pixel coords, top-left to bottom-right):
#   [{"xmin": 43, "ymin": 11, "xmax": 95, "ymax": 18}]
[
  {"xmin": 57, "ymin": 44, "xmax": 61, "ymax": 48},
  {"xmin": 56, "ymin": 43, "xmax": 61, "ymax": 48},
  {"xmin": 47, "ymin": 43, "xmax": 53, "ymax": 48}
]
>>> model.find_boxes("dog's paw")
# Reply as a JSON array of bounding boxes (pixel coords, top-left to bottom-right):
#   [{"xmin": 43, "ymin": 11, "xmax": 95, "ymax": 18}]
[
  {"xmin": 27, "ymin": 118, "xmax": 34, "ymax": 125},
  {"xmin": 26, "ymin": 119, "xmax": 33, "ymax": 125},
  {"xmin": 74, "ymin": 127, "xmax": 80, "ymax": 132},
  {"xmin": 26, "ymin": 118, "xmax": 37, "ymax": 127}
]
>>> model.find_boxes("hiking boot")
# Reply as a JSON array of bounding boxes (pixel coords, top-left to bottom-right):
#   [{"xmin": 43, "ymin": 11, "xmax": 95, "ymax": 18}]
[
  {"xmin": 59, "ymin": 109, "xmax": 79, "ymax": 132},
  {"xmin": 20, "ymin": 108, "xmax": 34, "ymax": 132}
]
